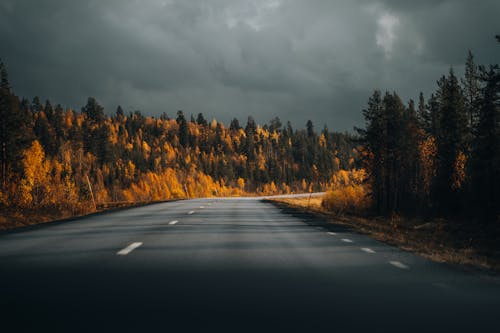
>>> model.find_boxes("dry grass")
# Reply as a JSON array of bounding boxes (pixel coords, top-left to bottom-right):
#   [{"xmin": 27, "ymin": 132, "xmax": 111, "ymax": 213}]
[
  {"xmin": 0, "ymin": 208, "xmax": 78, "ymax": 230},
  {"xmin": 270, "ymin": 196, "xmax": 500, "ymax": 274},
  {"xmin": 276, "ymin": 196, "xmax": 323, "ymax": 210}
]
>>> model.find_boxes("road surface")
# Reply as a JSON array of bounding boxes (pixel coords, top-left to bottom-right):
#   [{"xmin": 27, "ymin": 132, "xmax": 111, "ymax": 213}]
[{"xmin": 1, "ymin": 198, "xmax": 499, "ymax": 332}]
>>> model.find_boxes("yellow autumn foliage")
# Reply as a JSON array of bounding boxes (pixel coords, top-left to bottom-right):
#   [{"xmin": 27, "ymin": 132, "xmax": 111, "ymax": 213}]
[
  {"xmin": 322, "ymin": 169, "xmax": 370, "ymax": 215},
  {"xmin": 17, "ymin": 140, "xmax": 51, "ymax": 208}
]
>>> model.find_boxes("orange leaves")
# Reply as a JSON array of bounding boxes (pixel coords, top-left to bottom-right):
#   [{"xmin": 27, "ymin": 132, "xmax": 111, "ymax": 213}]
[
  {"xmin": 452, "ymin": 151, "xmax": 467, "ymax": 190},
  {"xmin": 322, "ymin": 169, "xmax": 370, "ymax": 215},
  {"xmin": 163, "ymin": 142, "xmax": 177, "ymax": 165},
  {"xmin": 125, "ymin": 161, "xmax": 136, "ymax": 182},
  {"xmin": 271, "ymin": 131, "xmax": 280, "ymax": 144},
  {"xmin": 257, "ymin": 152, "xmax": 266, "ymax": 171},
  {"xmin": 267, "ymin": 181, "xmax": 278, "ymax": 195},
  {"xmin": 322, "ymin": 185, "xmax": 370, "ymax": 215},
  {"xmin": 18, "ymin": 140, "xmax": 51, "ymax": 207},
  {"xmin": 142, "ymin": 140, "xmax": 151, "ymax": 154},
  {"xmin": 319, "ymin": 134, "xmax": 326, "ymax": 148},
  {"xmin": 418, "ymin": 136, "xmax": 437, "ymax": 194},
  {"xmin": 329, "ymin": 169, "xmax": 366, "ymax": 190},
  {"xmin": 3, "ymin": 101, "xmax": 359, "ymax": 216},
  {"xmin": 237, "ymin": 178, "xmax": 245, "ymax": 191},
  {"xmin": 22, "ymin": 140, "xmax": 49, "ymax": 186}
]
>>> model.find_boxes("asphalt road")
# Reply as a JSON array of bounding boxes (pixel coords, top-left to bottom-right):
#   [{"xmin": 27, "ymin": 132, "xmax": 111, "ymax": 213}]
[{"xmin": 1, "ymin": 198, "xmax": 499, "ymax": 332}]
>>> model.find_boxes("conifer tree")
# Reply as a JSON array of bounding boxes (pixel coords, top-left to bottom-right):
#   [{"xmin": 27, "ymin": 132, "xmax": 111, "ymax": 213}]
[
  {"xmin": 196, "ymin": 113, "xmax": 207, "ymax": 127},
  {"xmin": 471, "ymin": 65, "xmax": 500, "ymax": 220},
  {"xmin": 82, "ymin": 97, "xmax": 105, "ymax": 124},
  {"xmin": 356, "ymin": 90, "xmax": 386, "ymax": 214},
  {"xmin": 229, "ymin": 118, "xmax": 240, "ymax": 132},
  {"xmin": 176, "ymin": 110, "xmax": 189, "ymax": 148},
  {"xmin": 462, "ymin": 51, "xmax": 481, "ymax": 143},
  {"xmin": 0, "ymin": 61, "xmax": 25, "ymax": 192},
  {"xmin": 434, "ymin": 69, "xmax": 468, "ymax": 214}
]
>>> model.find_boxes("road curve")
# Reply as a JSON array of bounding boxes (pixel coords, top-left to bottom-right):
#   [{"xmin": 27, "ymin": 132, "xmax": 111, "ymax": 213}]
[{"xmin": 1, "ymin": 198, "xmax": 499, "ymax": 332}]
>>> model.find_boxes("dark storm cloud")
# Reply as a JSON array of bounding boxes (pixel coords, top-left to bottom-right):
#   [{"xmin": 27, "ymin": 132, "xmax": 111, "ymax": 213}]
[{"xmin": 1, "ymin": 0, "xmax": 499, "ymax": 131}]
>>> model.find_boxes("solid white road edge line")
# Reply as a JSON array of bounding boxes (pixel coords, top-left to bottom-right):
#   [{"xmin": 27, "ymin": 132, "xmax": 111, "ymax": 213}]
[
  {"xmin": 389, "ymin": 261, "xmax": 409, "ymax": 269},
  {"xmin": 169, "ymin": 220, "xmax": 178, "ymax": 225},
  {"xmin": 341, "ymin": 238, "xmax": 353, "ymax": 243},
  {"xmin": 116, "ymin": 242, "xmax": 143, "ymax": 256},
  {"xmin": 361, "ymin": 247, "xmax": 376, "ymax": 253}
]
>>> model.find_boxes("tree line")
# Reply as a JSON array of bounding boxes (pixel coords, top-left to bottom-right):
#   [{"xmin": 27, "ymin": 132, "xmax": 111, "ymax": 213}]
[
  {"xmin": 357, "ymin": 45, "xmax": 499, "ymax": 222},
  {"xmin": 0, "ymin": 61, "xmax": 357, "ymax": 213}
]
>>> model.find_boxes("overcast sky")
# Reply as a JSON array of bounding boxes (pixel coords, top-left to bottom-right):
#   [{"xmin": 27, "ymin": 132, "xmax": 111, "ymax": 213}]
[{"xmin": 1, "ymin": 0, "xmax": 499, "ymax": 131}]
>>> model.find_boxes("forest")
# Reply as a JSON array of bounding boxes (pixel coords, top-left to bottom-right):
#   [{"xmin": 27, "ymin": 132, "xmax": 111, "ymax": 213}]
[
  {"xmin": 0, "ymin": 60, "xmax": 357, "ymax": 219},
  {"xmin": 355, "ymin": 49, "xmax": 499, "ymax": 223},
  {"xmin": 1, "ymin": 43, "xmax": 498, "ymax": 226}
]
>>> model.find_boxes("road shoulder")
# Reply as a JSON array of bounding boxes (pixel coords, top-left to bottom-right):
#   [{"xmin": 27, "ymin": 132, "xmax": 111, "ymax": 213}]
[{"xmin": 266, "ymin": 198, "xmax": 500, "ymax": 276}]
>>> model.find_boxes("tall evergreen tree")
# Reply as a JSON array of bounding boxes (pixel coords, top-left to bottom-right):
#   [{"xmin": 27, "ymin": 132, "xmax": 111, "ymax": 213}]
[
  {"xmin": 115, "ymin": 105, "xmax": 125, "ymax": 121},
  {"xmin": 269, "ymin": 117, "xmax": 282, "ymax": 132},
  {"xmin": 196, "ymin": 113, "xmax": 208, "ymax": 127},
  {"xmin": 0, "ymin": 61, "xmax": 26, "ymax": 191},
  {"xmin": 461, "ymin": 51, "xmax": 481, "ymax": 141},
  {"xmin": 82, "ymin": 97, "xmax": 105, "ymax": 123},
  {"xmin": 471, "ymin": 65, "xmax": 500, "ymax": 220},
  {"xmin": 176, "ymin": 110, "xmax": 189, "ymax": 148},
  {"xmin": 417, "ymin": 92, "xmax": 429, "ymax": 131},
  {"xmin": 434, "ymin": 69, "xmax": 468, "ymax": 214},
  {"xmin": 357, "ymin": 90, "xmax": 387, "ymax": 214},
  {"xmin": 229, "ymin": 118, "xmax": 240, "ymax": 132},
  {"xmin": 427, "ymin": 93, "xmax": 440, "ymax": 137}
]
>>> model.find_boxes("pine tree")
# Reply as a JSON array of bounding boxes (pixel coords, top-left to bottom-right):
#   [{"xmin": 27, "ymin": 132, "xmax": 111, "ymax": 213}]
[
  {"xmin": 471, "ymin": 65, "xmax": 500, "ymax": 220},
  {"xmin": 0, "ymin": 61, "xmax": 26, "ymax": 192},
  {"xmin": 34, "ymin": 112, "xmax": 55, "ymax": 157},
  {"xmin": 196, "ymin": 113, "xmax": 208, "ymax": 127},
  {"xmin": 427, "ymin": 93, "xmax": 440, "ymax": 138},
  {"xmin": 356, "ymin": 90, "xmax": 387, "ymax": 214},
  {"xmin": 245, "ymin": 116, "xmax": 257, "ymax": 136},
  {"xmin": 417, "ymin": 92, "xmax": 429, "ymax": 131},
  {"xmin": 53, "ymin": 104, "xmax": 65, "ymax": 142},
  {"xmin": 382, "ymin": 92, "xmax": 407, "ymax": 213},
  {"xmin": 44, "ymin": 100, "xmax": 54, "ymax": 125},
  {"xmin": 176, "ymin": 110, "xmax": 188, "ymax": 148},
  {"xmin": 82, "ymin": 97, "xmax": 105, "ymax": 124},
  {"xmin": 306, "ymin": 120, "xmax": 314, "ymax": 138},
  {"xmin": 434, "ymin": 69, "xmax": 468, "ymax": 215},
  {"xmin": 269, "ymin": 117, "xmax": 282, "ymax": 132},
  {"xmin": 115, "ymin": 105, "xmax": 125, "ymax": 121},
  {"xmin": 461, "ymin": 51, "xmax": 481, "ymax": 142},
  {"xmin": 401, "ymin": 99, "xmax": 424, "ymax": 213},
  {"xmin": 229, "ymin": 118, "xmax": 240, "ymax": 132}
]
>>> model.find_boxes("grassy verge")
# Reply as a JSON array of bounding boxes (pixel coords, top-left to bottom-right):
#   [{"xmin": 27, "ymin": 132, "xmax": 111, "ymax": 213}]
[{"xmin": 268, "ymin": 197, "xmax": 500, "ymax": 274}]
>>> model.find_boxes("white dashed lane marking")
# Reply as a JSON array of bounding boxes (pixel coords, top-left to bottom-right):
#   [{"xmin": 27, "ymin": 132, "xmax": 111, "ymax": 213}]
[
  {"xmin": 389, "ymin": 261, "xmax": 409, "ymax": 270},
  {"xmin": 341, "ymin": 238, "xmax": 353, "ymax": 243},
  {"xmin": 168, "ymin": 220, "xmax": 178, "ymax": 225},
  {"xmin": 327, "ymin": 232, "xmax": 337, "ymax": 236},
  {"xmin": 200, "ymin": 206, "xmax": 205, "ymax": 209},
  {"xmin": 116, "ymin": 242, "xmax": 143, "ymax": 256},
  {"xmin": 188, "ymin": 211, "xmax": 195, "ymax": 215},
  {"xmin": 361, "ymin": 247, "xmax": 376, "ymax": 254}
]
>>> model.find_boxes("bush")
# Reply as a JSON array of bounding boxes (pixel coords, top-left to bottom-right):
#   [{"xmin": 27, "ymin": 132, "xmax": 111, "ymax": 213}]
[{"xmin": 321, "ymin": 169, "xmax": 370, "ymax": 215}]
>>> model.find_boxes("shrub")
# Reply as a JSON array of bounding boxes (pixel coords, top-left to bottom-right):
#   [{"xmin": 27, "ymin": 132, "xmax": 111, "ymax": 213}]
[{"xmin": 321, "ymin": 169, "xmax": 370, "ymax": 215}]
